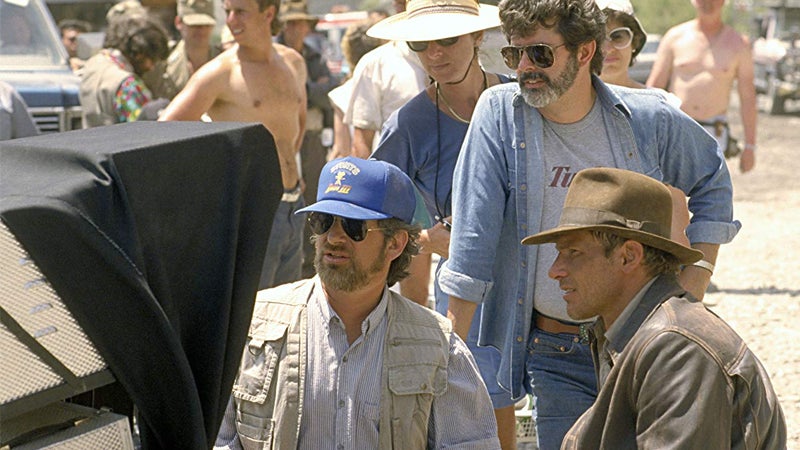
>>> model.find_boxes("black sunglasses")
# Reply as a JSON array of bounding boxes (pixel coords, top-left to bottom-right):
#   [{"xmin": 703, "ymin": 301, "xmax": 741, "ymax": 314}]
[
  {"xmin": 500, "ymin": 43, "xmax": 567, "ymax": 70},
  {"xmin": 407, "ymin": 36, "xmax": 460, "ymax": 52},
  {"xmin": 308, "ymin": 212, "xmax": 386, "ymax": 242}
]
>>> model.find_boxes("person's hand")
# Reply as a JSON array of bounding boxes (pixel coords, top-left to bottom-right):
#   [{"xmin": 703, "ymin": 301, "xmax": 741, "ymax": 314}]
[
  {"xmin": 678, "ymin": 265, "xmax": 712, "ymax": 301},
  {"xmin": 419, "ymin": 217, "xmax": 451, "ymax": 258},
  {"xmin": 739, "ymin": 147, "xmax": 756, "ymax": 173}
]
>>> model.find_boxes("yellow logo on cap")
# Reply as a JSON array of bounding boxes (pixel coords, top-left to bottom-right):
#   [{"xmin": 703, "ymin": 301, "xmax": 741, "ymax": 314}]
[{"xmin": 325, "ymin": 170, "xmax": 352, "ymax": 194}]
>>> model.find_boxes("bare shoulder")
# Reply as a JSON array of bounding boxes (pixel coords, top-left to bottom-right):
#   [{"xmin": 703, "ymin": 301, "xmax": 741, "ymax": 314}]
[
  {"xmin": 273, "ymin": 42, "xmax": 306, "ymax": 76},
  {"xmin": 662, "ymin": 20, "xmax": 694, "ymax": 44},
  {"xmin": 721, "ymin": 25, "xmax": 750, "ymax": 50},
  {"xmin": 188, "ymin": 47, "xmax": 237, "ymax": 88}
]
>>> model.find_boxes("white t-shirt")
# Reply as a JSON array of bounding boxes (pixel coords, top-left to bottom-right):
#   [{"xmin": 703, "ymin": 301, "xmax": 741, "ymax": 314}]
[{"xmin": 343, "ymin": 41, "xmax": 428, "ymax": 134}]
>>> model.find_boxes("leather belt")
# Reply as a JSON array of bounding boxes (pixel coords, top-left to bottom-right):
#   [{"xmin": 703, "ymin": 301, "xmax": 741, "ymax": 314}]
[
  {"xmin": 281, "ymin": 184, "xmax": 302, "ymax": 202},
  {"xmin": 696, "ymin": 118, "xmax": 728, "ymax": 138},
  {"xmin": 535, "ymin": 314, "xmax": 582, "ymax": 335}
]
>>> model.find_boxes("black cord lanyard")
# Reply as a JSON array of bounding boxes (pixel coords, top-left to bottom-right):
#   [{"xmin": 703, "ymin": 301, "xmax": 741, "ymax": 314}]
[{"xmin": 432, "ymin": 69, "xmax": 487, "ymax": 222}]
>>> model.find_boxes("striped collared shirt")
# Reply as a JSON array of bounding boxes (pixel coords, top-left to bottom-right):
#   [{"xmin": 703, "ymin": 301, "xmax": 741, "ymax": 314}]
[{"xmin": 299, "ymin": 278, "xmax": 500, "ymax": 449}]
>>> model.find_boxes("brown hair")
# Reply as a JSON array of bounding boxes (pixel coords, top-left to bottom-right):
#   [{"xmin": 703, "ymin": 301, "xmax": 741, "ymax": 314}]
[
  {"xmin": 498, "ymin": 0, "xmax": 605, "ymax": 75},
  {"xmin": 591, "ymin": 230, "xmax": 681, "ymax": 277}
]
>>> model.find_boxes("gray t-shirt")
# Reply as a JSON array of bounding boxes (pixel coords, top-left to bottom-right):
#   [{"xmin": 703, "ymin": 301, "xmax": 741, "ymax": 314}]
[{"xmin": 532, "ymin": 98, "xmax": 618, "ymax": 322}]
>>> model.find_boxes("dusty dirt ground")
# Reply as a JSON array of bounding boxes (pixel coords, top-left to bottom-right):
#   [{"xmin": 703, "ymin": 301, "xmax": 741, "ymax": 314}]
[{"xmin": 710, "ymin": 97, "xmax": 800, "ymax": 446}]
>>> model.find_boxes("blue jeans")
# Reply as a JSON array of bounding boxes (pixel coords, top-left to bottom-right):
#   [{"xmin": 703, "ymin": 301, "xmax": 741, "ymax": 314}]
[
  {"xmin": 435, "ymin": 260, "xmax": 515, "ymax": 409},
  {"xmin": 259, "ymin": 198, "xmax": 305, "ymax": 289},
  {"xmin": 525, "ymin": 328, "xmax": 597, "ymax": 450}
]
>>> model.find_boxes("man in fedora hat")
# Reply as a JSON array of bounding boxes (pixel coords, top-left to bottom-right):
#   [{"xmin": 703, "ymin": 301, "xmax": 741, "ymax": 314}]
[
  {"xmin": 214, "ymin": 157, "xmax": 501, "ymax": 449},
  {"xmin": 522, "ymin": 167, "xmax": 786, "ymax": 448},
  {"xmin": 439, "ymin": 0, "xmax": 740, "ymax": 447},
  {"xmin": 277, "ymin": 0, "xmax": 341, "ymax": 279}
]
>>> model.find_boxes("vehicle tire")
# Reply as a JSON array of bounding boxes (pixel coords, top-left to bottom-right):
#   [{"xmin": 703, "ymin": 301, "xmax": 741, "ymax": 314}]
[{"xmin": 765, "ymin": 75, "xmax": 786, "ymax": 115}]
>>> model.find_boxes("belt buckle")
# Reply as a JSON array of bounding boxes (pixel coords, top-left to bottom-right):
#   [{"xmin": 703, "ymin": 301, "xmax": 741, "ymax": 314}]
[{"xmin": 578, "ymin": 324, "xmax": 591, "ymax": 344}]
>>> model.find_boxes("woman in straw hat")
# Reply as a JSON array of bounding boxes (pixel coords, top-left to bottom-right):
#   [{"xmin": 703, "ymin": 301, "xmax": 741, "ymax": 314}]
[{"xmin": 368, "ymin": 1, "xmax": 519, "ymax": 447}]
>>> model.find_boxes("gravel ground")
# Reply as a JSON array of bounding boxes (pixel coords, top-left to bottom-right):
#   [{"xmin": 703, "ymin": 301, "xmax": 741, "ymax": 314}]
[{"xmin": 707, "ymin": 98, "xmax": 800, "ymax": 447}]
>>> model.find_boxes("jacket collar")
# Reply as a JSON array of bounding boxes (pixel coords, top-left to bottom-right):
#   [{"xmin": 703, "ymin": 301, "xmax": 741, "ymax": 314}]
[{"xmin": 604, "ymin": 274, "xmax": 690, "ymax": 355}]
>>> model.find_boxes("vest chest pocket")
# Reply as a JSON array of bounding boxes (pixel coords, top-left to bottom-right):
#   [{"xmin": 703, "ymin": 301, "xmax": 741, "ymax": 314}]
[
  {"xmin": 388, "ymin": 364, "xmax": 447, "ymax": 397},
  {"xmin": 233, "ymin": 322, "xmax": 288, "ymax": 404},
  {"xmin": 387, "ymin": 364, "xmax": 447, "ymax": 448}
]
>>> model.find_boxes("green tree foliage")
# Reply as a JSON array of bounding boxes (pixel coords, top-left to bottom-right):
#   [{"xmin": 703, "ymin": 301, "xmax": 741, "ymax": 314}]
[
  {"xmin": 632, "ymin": 0, "xmax": 697, "ymax": 35},
  {"xmin": 633, "ymin": 0, "xmax": 749, "ymax": 35}
]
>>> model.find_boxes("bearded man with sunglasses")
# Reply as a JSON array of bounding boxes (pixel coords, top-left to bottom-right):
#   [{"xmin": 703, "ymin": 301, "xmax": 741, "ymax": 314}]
[
  {"xmin": 437, "ymin": 0, "xmax": 740, "ymax": 448},
  {"xmin": 215, "ymin": 157, "xmax": 501, "ymax": 449}
]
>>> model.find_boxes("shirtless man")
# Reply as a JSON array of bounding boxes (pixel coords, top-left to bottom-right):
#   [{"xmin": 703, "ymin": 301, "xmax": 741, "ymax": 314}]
[
  {"xmin": 648, "ymin": 0, "xmax": 757, "ymax": 173},
  {"xmin": 160, "ymin": 0, "xmax": 309, "ymax": 289}
]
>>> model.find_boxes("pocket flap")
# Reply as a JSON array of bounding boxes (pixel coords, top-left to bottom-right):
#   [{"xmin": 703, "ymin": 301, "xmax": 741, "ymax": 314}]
[
  {"xmin": 388, "ymin": 364, "xmax": 447, "ymax": 396},
  {"xmin": 233, "ymin": 322, "xmax": 289, "ymax": 404}
]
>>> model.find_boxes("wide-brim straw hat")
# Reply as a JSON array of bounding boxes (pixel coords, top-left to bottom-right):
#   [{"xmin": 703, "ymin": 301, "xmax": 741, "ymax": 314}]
[
  {"xmin": 521, "ymin": 167, "xmax": 703, "ymax": 265},
  {"xmin": 367, "ymin": 0, "xmax": 500, "ymax": 42}
]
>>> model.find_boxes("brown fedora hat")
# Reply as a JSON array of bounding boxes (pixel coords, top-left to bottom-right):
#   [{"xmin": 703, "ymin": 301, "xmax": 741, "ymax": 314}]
[
  {"xmin": 280, "ymin": 1, "xmax": 318, "ymax": 25},
  {"xmin": 522, "ymin": 167, "xmax": 703, "ymax": 265}
]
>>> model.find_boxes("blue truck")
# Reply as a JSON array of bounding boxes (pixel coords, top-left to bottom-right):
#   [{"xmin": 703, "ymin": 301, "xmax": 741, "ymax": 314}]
[{"xmin": 1, "ymin": 0, "xmax": 82, "ymax": 133}]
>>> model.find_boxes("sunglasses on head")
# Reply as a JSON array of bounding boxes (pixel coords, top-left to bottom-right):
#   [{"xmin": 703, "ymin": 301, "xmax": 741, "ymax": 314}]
[
  {"xmin": 500, "ymin": 42, "xmax": 567, "ymax": 70},
  {"xmin": 308, "ymin": 212, "xmax": 386, "ymax": 242},
  {"xmin": 407, "ymin": 36, "xmax": 460, "ymax": 52},
  {"xmin": 606, "ymin": 27, "xmax": 633, "ymax": 50}
]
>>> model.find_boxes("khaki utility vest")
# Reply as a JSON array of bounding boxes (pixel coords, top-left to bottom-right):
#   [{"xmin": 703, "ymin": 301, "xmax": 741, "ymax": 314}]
[{"xmin": 231, "ymin": 278, "xmax": 452, "ymax": 449}]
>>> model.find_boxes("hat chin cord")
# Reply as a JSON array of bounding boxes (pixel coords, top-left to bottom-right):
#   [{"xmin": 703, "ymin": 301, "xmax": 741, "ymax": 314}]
[{"xmin": 445, "ymin": 49, "xmax": 478, "ymax": 85}]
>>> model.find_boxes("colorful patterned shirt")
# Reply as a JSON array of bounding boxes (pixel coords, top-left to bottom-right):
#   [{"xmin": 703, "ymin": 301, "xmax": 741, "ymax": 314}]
[{"xmin": 106, "ymin": 50, "xmax": 152, "ymax": 123}]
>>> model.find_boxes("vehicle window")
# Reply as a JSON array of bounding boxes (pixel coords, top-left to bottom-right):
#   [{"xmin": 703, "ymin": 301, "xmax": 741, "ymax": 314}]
[
  {"xmin": 0, "ymin": 0, "xmax": 66, "ymax": 66},
  {"xmin": 778, "ymin": 8, "xmax": 800, "ymax": 38},
  {"xmin": 641, "ymin": 40, "xmax": 659, "ymax": 54}
]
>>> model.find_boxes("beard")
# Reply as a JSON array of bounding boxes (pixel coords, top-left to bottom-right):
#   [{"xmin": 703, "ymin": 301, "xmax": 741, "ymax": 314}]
[
  {"xmin": 315, "ymin": 241, "xmax": 388, "ymax": 292},
  {"xmin": 519, "ymin": 52, "xmax": 579, "ymax": 108}
]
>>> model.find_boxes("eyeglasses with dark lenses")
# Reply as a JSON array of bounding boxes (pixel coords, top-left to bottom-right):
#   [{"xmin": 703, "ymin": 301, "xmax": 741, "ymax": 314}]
[
  {"xmin": 500, "ymin": 43, "xmax": 567, "ymax": 70},
  {"xmin": 407, "ymin": 36, "xmax": 460, "ymax": 52},
  {"xmin": 606, "ymin": 27, "xmax": 633, "ymax": 50},
  {"xmin": 307, "ymin": 212, "xmax": 386, "ymax": 242}
]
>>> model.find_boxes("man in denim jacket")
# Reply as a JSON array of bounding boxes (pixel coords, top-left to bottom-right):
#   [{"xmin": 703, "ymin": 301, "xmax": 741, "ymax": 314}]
[
  {"xmin": 215, "ymin": 157, "xmax": 500, "ymax": 449},
  {"xmin": 524, "ymin": 168, "xmax": 785, "ymax": 448},
  {"xmin": 438, "ymin": 0, "xmax": 739, "ymax": 447}
]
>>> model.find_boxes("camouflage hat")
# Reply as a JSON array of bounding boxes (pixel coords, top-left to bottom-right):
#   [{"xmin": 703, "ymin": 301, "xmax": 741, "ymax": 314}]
[
  {"xmin": 178, "ymin": 0, "xmax": 216, "ymax": 26},
  {"xmin": 106, "ymin": 0, "xmax": 146, "ymax": 22}
]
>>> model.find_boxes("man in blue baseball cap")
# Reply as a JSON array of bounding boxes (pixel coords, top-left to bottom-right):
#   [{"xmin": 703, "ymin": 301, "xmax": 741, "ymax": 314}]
[{"xmin": 215, "ymin": 157, "xmax": 501, "ymax": 448}]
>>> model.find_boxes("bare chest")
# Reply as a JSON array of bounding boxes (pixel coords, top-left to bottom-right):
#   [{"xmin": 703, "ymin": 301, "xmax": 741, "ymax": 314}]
[
  {"xmin": 671, "ymin": 33, "xmax": 739, "ymax": 80},
  {"xmin": 210, "ymin": 61, "xmax": 302, "ymax": 142}
]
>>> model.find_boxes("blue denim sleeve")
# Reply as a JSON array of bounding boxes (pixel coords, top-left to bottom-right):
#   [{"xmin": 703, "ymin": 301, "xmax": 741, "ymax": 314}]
[
  {"xmin": 652, "ymin": 98, "xmax": 741, "ymax": 244},
  {"xmin": 439, "ymin": 89, "xmax": 510, "ymax": 303}
]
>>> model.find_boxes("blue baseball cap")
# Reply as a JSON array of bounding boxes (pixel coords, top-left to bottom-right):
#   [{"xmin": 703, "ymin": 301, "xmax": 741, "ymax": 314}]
[{"xmin": 296, "ymin": 157, "xmax": 416, "ymax": 224}]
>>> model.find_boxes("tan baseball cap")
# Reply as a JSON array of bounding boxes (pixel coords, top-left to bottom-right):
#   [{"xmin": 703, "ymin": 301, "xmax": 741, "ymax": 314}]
[{"xmin": 178, "ymin": 0, "xmax": 215, "ymax": 26}]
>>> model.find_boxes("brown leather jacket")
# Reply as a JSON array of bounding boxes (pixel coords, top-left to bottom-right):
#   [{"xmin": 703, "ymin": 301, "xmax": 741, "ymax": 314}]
[{"xmin": 562, "ymin": 275, "xmax": 786, "ymax": 449}]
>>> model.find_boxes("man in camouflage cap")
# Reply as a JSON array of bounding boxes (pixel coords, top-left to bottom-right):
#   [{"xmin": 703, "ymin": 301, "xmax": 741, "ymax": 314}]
[{"xmin": 154, "ymin": 0, "xmax": 220, "ymax": 99}]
